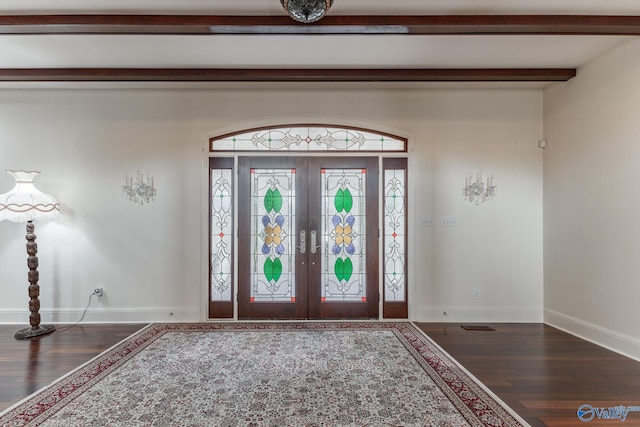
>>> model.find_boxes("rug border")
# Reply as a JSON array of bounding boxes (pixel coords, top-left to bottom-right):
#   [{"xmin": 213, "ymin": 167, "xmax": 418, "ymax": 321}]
[
  {"xmin": 0, "ymin": 321, "xmax": 530, "ymax": 427},
  {"xmin": 409, "ymin": 322, "xmax": 532, "ymax": 427},
  {"xmin": 0, "ymin": 323, "xmax": 154, "ymax": 418}
]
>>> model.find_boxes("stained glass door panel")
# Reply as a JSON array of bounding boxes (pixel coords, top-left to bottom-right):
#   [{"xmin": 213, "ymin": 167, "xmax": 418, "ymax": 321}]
[
  {"xmin": 238, "ymin": 156, "xmax": 378, "ymax": 320},
  {"xmin": 249, "ymin": 168, "xmax": 296, "ymax": 302},
  {"xmin": 307, "ymin": 157, "xmax": 379, "ymax": 319},
  {"xmin": 238, "ymin": 157, "xmax": 308, "ymax": 319}
]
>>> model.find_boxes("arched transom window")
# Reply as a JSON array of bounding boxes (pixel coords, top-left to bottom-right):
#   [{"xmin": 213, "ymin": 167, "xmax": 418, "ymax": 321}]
[{"xmin": 210, "ymin": 125, "xmax": 407, "ymax": 152}]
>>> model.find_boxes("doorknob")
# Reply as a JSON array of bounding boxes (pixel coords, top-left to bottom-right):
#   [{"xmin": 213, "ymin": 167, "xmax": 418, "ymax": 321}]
[
  {"xmin": 296, "ymin": 230, "xmax": 306, "ymax": 254},
  {"xmin": 310, "ymin": 230, "xmax": 322, "ymax": 254}
]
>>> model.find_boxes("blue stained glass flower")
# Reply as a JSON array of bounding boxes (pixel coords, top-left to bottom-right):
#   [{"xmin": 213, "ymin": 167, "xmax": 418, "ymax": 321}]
[
  {"xmin": 276, "ymin": 243, "xmax": 285, "ymax": 255},
  {"xmin": 262, "ymin": 215, "xmax": 270, "ymax": 228},
  {"xmin": 332, "ymin": 243, "xmax": 342, "ymax": 255},
  {"xmin": 262, "ymin": 243, "xmax": 271, "ymax": 255},
  {"xmin": 346, "ymin": 243, "xmax": 356, "ymax": 255},
  {"xmin": 332, "ymin": 214, "xmax": 341, "ymax": 227},
  {"xmin": 345, "ymin": 214, "xmax": 355, "ymax": 227},
  {"xmin": 275, "ymin": 214, "xmax": 285, "ymax": 227}
]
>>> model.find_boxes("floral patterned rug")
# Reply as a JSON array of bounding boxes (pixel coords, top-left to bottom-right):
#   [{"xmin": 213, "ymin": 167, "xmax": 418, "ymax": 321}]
[{"xmin": 0, "ymin": 322, "xmax": 529, "ymax": 427}]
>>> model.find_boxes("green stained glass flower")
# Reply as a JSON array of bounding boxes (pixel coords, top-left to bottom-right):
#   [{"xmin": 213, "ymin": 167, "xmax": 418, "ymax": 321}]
[
  {"xmin": 263, "ymin": 258, "xmax": 283, "ymax": 283},
  {"xmin": 334, "ymin": 258, "xmax": 353, "ymax": 282},
  {"xmin": 334, "ymin": 188, "xmax": 353, "ymax": 212},
  {"xmin": 264, "ymin": 188, "xmax": 283, "ymax": 213}
]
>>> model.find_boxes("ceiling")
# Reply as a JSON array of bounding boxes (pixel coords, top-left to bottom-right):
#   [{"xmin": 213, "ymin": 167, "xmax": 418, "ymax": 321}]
[{"xmin": 1, "ymin": 0, "xmax": 639, "ymax": 88}]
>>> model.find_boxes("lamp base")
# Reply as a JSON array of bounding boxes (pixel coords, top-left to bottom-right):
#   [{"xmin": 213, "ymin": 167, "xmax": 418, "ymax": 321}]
[{"xmin": 14, "ymin": 324, "xmax": 56, "ymax": 340}]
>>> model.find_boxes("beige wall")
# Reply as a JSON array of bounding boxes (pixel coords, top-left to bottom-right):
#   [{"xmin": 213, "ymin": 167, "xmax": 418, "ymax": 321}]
[
  {"xmin": 0, "ymin": 87, "xmax": 543, "ymax": 323},
  {"xmin": 544, "ymin": 39, "xmax": 640, "ymax": 360}
]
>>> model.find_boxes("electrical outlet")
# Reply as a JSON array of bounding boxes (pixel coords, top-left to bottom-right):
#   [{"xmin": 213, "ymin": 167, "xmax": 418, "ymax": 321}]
[{"xmin": 93, "ymin": 288, "xmax": 104, "ymax": 297}]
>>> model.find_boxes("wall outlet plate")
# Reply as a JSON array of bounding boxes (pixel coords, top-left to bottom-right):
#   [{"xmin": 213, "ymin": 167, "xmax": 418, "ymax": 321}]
[
  {"xmin": 420, "ymin": 217, "xmax": 434, "ymax": 227},
  {"xmin": 441, "ymin": 216, "xmax": 458, "ymax": 227}
]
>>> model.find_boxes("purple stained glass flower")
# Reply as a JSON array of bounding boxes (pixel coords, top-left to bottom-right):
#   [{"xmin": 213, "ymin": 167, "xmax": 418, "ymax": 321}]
[
  {"xmin": 275, "ymin": 214, "xmax": 285, "ymax": 227},
  {"xmin": 345, "ymin": 214, "xmax": 355, "ymax": 227},
  {"xmin": 346, "ymin": 243, "xmax": 356, "ymax": 255},
  {"xmin": 262, "ymin": 215, "xmax": 270, "ymax": 228},
  {"xmin": 332, "ymin": 243, "xmax": 342, "ymax": 255},
  {"xmin": 261, "ymin": 243, "xmax": 270, "ymax": 255},
  {"xmin": 332, "ymin": 214, "xmax": 341, "ymax": 227},
  {"xmin": 276, "ymin": 243, "xmax": 285, "ymax": 255}
]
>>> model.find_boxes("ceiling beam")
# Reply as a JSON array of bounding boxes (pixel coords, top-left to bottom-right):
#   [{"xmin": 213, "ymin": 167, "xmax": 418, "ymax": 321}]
[
  {"xmin": 0, "ymin": 15, "xmax": 640, "ymax": 35},
  {"xmin": 0, "ymin": 68, "xmax": 576, "ymax": 82}
]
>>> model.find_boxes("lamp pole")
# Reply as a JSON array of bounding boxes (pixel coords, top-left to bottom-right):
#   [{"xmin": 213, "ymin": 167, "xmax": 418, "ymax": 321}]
[{"xmin": 15, "ymin": 220, "xmax": 56, "ymax": 339}]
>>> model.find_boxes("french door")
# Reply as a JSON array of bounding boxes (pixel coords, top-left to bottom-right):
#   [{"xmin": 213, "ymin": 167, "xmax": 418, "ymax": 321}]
[{"xmin": 237, "ymin": 156, "xmax": 379, "ymax": 319}]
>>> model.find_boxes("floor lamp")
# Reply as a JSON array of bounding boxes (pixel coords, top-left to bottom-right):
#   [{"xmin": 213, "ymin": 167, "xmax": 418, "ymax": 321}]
[{"xmin": 0, "ymin": 170, "xmax": 60, "ymax": 339}]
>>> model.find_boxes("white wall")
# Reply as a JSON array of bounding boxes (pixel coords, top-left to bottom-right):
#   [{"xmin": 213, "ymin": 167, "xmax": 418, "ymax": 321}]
[
  {"xmin": 0, "ymin": 87, "xmax": 543, "ymax": 324},
  {"xmin": 544, "ymin": 39, "xmax": 640, "ymax": 360}
]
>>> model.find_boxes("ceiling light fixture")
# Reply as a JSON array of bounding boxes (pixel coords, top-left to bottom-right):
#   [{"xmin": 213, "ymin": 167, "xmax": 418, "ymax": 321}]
[{"xmin": 281, "ymin": 0, "xmax": 334, "ymax": 23}]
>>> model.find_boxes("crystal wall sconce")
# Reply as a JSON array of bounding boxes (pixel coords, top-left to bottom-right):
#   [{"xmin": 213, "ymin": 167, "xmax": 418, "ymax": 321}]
[
  {"xmin": 463, "ymin": 171, "xmax": 496, "ymax": 205},
  {"xmin": 123, "ymin": 171, "xmax": 156, "ymax": 205}
]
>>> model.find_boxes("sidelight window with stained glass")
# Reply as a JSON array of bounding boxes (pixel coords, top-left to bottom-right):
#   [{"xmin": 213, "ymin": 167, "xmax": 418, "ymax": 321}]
[
  {"xmin": 210, "ymin": 168, "xmax": 233, "ymax": 302},
  {"xmin": 250, "ymin": 169, "xmax": 296, "ymax": 302},
  {"xmin": 211, "ymin": 126, "xmax": 406, "ymax": 152},
  {"xmin": 384, "ymin": 169, "xmax": 407, "ymax": 302},
  {"xmin": 321, "ymin": 169, "xmax": 367, "ymax": 302}
]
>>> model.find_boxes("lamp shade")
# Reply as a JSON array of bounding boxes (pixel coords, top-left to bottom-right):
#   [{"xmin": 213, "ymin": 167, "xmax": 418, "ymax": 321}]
[{"xmin": 0, "ymin": 170, "xmax": 60, "ymax": 222}]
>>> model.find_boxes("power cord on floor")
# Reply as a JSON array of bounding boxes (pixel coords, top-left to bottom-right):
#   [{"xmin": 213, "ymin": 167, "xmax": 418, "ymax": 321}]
[{"xmin": 56, "ymin": 292, "xmax": 95, "ymax": 333}]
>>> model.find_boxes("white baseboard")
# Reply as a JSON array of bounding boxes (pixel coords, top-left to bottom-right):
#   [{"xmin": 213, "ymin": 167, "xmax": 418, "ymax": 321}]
[
  {"xmin": 0, "ymin": 307, "xmax": 201, "ymax": 324},
  {"xmin": 544, "ymin": 309, "xmax": 640, "ymax": 362},
  {"xmin": 413, "ymin": 306, "xmax": 543, "ymax": 323}
]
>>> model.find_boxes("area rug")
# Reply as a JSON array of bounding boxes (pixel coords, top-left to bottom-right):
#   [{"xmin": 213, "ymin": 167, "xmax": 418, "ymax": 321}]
[{"xmin": 0, "ymin": 322, "xmax": 529, "ymax": 427}]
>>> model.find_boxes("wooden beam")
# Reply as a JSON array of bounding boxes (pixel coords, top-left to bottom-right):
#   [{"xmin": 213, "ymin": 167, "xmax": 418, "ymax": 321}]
[
  {"xmin": 0, "ymin": 15, "xmax": 639, "ymax": 35},
  {"xmin": 0, "ymin": 68, "xmax": 576, "ymax": 82}
]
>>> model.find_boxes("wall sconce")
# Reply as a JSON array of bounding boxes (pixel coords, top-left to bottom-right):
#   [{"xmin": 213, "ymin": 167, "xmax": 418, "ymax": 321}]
[
  {"xmin": 463, "ymin": 171, "xmax": 496, "ymax": 205},
  {"xmin": 122, "ymin": 171, "xmax": 156, "ymax": 205}
]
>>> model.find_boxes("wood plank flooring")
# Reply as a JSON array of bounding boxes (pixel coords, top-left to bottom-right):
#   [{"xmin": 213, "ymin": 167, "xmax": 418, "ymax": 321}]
[
  {"xmin": 1, "ymin": 322, "xmax": 639, "ymax": 426},
  {"xmin": 417, "ymin": 323, "xmax": 640, "ymax": 426},
  {"xmin": 0, "ymin": 323, "xmax": 146, "ymax": 412}
]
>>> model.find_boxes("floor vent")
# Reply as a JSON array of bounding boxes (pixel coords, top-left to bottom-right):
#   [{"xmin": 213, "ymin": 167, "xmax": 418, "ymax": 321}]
[{"xmin": 460, "ymin": 325, "xmax": 496, "ymax": 331}]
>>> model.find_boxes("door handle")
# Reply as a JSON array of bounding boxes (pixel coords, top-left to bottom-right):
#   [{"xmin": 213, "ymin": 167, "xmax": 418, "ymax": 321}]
[
  {"xmin": 296, "ymin": 230, "xmax": 306, "ymax": 254},
  {"xmin": 310, "ymin": 230, "xmax": 322, "ymax": 254}
]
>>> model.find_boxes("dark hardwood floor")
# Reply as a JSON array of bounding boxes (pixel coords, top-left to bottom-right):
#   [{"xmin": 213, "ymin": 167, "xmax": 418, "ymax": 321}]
[
  {"xmin": 0, "ymin": 323, "xmax": 146, "ymax": 412},
  {"xmin": 417, "ymin": 323, "xmax": 640, "ymax": 426},
  {"xmin": 1, "ymin": 322, "xmax": 639, "ymax": 426}
]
